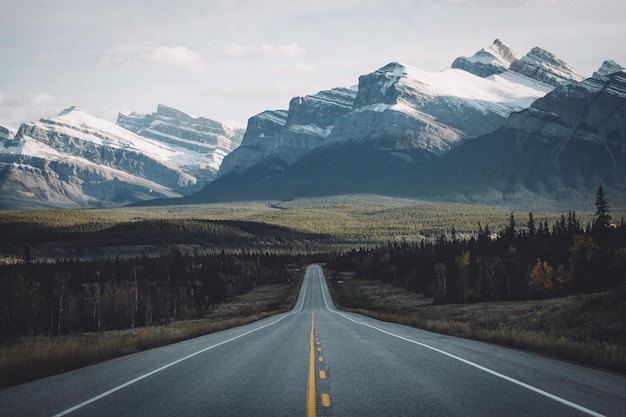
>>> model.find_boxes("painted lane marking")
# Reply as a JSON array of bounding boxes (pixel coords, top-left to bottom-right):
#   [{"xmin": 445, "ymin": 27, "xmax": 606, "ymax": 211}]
[
  {"xmin": 307, "ymin": 311, "xmax": 317, "ymax": 417},
  {"xmin": 314, "ymin": 266, "xmax": 607, "ymax": 417},
  {"xmin": 319, "ymin": 370, "xmax": 327, "ymax": 379},
  {"xmin": 321, "ymin": 393, "xmax": 331, "ymax": 407},
  {"xmin": 52, "ymin": 269, "xmax": 316, "ymax": 417}
]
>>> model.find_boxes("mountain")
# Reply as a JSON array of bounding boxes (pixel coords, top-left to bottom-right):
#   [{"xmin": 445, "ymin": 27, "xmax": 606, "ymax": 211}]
[
  {"xmin": 217, "ymin": 41, "xmax": 564, "ymax": 179},
  {"xmin": 452, "ymin": 39, "xmax": 584, "ymax": 87},
  {"xmin": 0, "ymin": 106, "xmax": 237, "ymax": 209},
  {"xmin": 117, "ymin": 104, "xmax": 244, "ymax": 180},
  {"xmin": 187, "ymin": 50, "xmax": 624, "ymax": 211},
  {"xmin": 185, "ymin": 41, "xmax": 584, "ymax": 205},
  {"xmin": 419, "ymin": 61, "xmax": 626, "ymax": 210},
  {"xmin": 451, "ymin": 38, "xmax": 521, "ymax": 77},
  {"xmin": 324, "ymin": 61, "xmax": 553, "ymax": 154},
  {"xmin": 218, "ymin": 88, "xmax": 356, "ymax": 177}
]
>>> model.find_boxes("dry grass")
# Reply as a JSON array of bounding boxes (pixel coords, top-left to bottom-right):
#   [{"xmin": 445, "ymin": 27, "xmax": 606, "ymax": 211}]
[
  {"xmin": 327, "ymin": 276, "xmax": 626, "ymax": 374},
  {"xmin": 0, "ymin": 278, "xmax": 301, "ymax": 389}
]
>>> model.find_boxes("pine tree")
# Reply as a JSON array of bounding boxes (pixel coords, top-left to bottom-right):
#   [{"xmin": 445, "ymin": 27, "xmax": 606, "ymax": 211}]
[
  {"xmin": 594, "ymin": 183, "xmax": 611, "ymax": 229},
  {"xmin": 527, "ymin": 213, "xmax": 536, "ymax": 236}
]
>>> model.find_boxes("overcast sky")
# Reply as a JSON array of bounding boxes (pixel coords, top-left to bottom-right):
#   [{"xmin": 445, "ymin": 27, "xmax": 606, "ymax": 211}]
[{"xmin": 1, "ymin": 0, "xmax": 625, "ymax": 129}]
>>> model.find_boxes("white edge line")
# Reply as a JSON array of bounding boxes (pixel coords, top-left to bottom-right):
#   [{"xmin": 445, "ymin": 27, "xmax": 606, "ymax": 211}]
[
  {"xmin": 314, "ymin": 265, "xmax": 606, "ymax": 417},
  {"xmin": 52, "ymin": 269, "xmax": 311, "ymax": 417}
]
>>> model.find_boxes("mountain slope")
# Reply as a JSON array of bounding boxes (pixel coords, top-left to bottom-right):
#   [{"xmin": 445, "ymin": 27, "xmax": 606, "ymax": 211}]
[
  {"xmin": 217, "ymin": 40, "xmax": 579, "ymax": 182},
  {"xmin": 417, "ymin": 62, "xmax": 626, "ymax": 210},
  {"xmin": 117, "ymin": 104, "xmax": 244, "ymax": 180},
  {"xmin": 325, "ymin": 61, "xmax": 553, "ymax": 155},
  {"xmin": 218, "ymin": 87, "xmax": 356, "ymax": 177},
  {"xmin": 189, "ymin": 60, "xmax": 624, "ymax": 211},
  {"xmin": 0, "ymin": 107, "xmax": 213, "ymax": 209},
  {"xmin": 183, "ymin": 41, "xmax": 586, "ymax": 207}
]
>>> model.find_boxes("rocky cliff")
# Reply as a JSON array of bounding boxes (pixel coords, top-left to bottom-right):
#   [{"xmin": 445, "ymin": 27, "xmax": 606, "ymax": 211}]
[
  {"xmin": 117, "ymin": 104, "xmax": 244, "ymax": 180},
  {"xmin": 218, "ymin": 88, "xmax": 356, "ymax": 177}
]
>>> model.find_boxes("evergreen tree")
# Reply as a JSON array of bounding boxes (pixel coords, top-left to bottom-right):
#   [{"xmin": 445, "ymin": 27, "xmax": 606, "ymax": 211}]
[
  {"xmin": 594, "ymin": 184, "xmax": 611, "ymax": 229},
  {"xmin": 527, "ymin": 213, "xmax": 536, "ymax": 236}
]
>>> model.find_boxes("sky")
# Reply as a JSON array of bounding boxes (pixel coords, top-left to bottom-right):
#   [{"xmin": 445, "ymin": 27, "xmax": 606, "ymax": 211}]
[{"xmin": 1, "ymin": 0, "xmax": 625, "ymax": 129}]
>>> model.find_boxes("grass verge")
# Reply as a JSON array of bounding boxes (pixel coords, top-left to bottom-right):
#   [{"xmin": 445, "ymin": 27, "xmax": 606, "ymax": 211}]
[
  {"xmin": 326, "ymin": 275, "xmax": 626, "ymax": 374},
  {"xmin": 0, "ymin": 277, "xmax": 302, "ymax": 389}
]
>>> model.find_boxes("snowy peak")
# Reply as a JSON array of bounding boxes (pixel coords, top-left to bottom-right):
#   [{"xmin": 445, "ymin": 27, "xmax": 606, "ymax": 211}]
[
  {"xmin": 451, "ymin": 39, "xmax": 521, "ymax": 77},
  {"xmin": 117, "ymin": 104, "xmax": 244, "ymax": 177},
  {"xmin": 0, "ymin": 125, "xmax": 16, "ymax": 142},
  {"xmin": 218, "ymin": 87, "xmax": 357, "ymax": 177},
  {"xmin": 509, "ymin": 46, "xmax": 584, "ymax": 86},
  {"xmin": 0, "ymin": 107, "xmax": 205, "ymax": 209},
  {"xmin": 593, "ymin": 60, "xmax": 624, "ymax": 80},
  {"xmin": 453, "ymin": 40, "xmax": 583, "ymax": 87},
  {"xmin": 329, "ymin": 59, "xmax": 553, "ymax": 154}
]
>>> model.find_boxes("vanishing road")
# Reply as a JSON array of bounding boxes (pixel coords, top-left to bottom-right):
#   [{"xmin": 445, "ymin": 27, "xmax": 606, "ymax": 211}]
[{"xmin": 2, "ymin": 265, "xmax": 625, "ymax": 416}]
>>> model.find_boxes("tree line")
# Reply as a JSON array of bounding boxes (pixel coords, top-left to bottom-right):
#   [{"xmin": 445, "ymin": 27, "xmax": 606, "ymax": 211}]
[
  {"xmin": 328, "ymin": 186, "xmax": 626, "ymax": 304},
  {"xmin": 0, "ymin": 250, "xmax": 302, "ymax": 339}
]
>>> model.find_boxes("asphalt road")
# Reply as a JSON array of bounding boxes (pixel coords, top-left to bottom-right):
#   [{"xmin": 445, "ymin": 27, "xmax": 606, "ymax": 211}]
[{"xmin": 1, "ymin": 264, "xmax": 625, "ymax": 416}]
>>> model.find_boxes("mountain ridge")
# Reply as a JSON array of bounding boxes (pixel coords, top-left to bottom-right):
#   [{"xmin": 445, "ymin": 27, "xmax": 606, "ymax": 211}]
[
  {"xmin": 0, "ymin": 106, "xmax": 242, "ymax": 209},
  {"xmin": 2, "ymin": 39, "xmax": 623, "ymax": 211}
]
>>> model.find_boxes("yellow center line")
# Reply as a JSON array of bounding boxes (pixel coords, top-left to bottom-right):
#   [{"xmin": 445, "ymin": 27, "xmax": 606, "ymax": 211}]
[{"xmin": 307, "ymin": 311, "xmax": 316, "ymax": 417}]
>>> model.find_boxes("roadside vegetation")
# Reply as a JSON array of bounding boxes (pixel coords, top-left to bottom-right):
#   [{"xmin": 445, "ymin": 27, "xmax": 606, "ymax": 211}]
[
  {"xmin": 0, "ymin": 270, "xmax": 303, "ymax": 388},
  {"xmin": 1, "ymin": 189, "xmax": 624, "ymax": 387},
  {"xmin": 327, "ymin": 277, "xmax": 626, "ymax": 374}
]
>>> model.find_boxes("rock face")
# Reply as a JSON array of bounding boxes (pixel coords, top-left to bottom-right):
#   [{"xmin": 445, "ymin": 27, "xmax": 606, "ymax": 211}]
[
  {"xmin": 117, "ymin": 104, "xmax": 244, "ymax": 180},
  {"xmin": 509, "ymin": 47, "xmax": 584, "ymax": 87},
  {"xmin": 326, "ymin": 61, "xmax": 552, "ymax": 155},
  {"xmin": 451, "ymin": 39, "xmax": 521, "ymax": 77},
  {"xmin": 454, "ymin": 39, "xmax": 584, "ymax": 87},
  {"xmin": 0, "ymin": 107, "xmax": 231, "ymax": 209},
  {"xmin": 218, "ymin": 88, "xmax": 356, "ymax": 177},
  {"xmin": 219, "ymin": 43, "xmax": 561, "ymax": 179},
  {"xmin": 424, "ymin": 67, "xmax": 626, "ymax": 209},
  {"xmin": 192, "ymin": 55, "xmax": 625, "ymax": 211}
]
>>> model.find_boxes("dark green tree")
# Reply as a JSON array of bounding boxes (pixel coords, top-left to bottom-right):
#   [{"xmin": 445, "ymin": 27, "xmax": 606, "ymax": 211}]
[{"xmin": 594, "ymin": 184, "xmax": 611, "ymax": 230}]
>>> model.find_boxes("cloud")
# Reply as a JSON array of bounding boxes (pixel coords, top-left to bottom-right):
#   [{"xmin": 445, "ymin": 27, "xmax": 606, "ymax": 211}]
[
  {"xmin": 0, "ymin": 91, "xmax": 55, "ymax": 107},
  {"xmin": 224, "ymin": 42, "xmax": 306, "ymax": 57},
  {"xmin": 142, "ymin": 46, "xmax": 206, "ymax": 72}
]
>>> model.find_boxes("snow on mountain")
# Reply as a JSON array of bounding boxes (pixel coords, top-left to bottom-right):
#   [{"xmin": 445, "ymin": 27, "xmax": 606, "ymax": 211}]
[
  {"xmin": 326, "ymin": 61, "xmax": 553, "ymax": 155},
  {"xmin": 451, "ymin": 39, "xmax": 521, "ymax": 77},
  {"xmin": 508, "ymin": 47, "xmax": 584, "ymax": 87},
  {"xmin": 117, "ymin": 104, "xmax": 244, "ymax": 178},
  {"xmin": 0, "ymin": 106, "xmax": 220, "ymax": 209},
  {"xmin": 218, "ymin": 88, "xmax": 356, "ymax": 177},
  {"xmin": 453, "ymin": 39, "xmax": 584, "ymax": 88},
  {"xmin": 0, "ymin": 125, "xmax": 16, "ymax": 142},
  {"xmin": 593, "ymin": 60, "xmax": 624, "ymax": 80},
  {"xmin": 219, "ymin": 43, "xmax": 564, "ymax": 179}
]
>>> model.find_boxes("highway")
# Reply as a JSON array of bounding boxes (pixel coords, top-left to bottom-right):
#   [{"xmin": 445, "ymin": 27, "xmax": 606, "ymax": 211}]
[{"xmin": 1, "ymin": 264, "xmax": 625, "ymax": 416}]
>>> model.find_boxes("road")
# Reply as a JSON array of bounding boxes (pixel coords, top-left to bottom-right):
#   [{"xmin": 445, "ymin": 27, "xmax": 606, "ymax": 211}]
[{"xmin": 1, "ymin": 264, "xmax": 625, "ymax": 416}]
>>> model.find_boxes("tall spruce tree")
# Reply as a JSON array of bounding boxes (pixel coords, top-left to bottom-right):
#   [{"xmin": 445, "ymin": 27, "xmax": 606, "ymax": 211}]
[{"xmin": 594, "ymin": 184, "xmax": 611, "ymax": 229}]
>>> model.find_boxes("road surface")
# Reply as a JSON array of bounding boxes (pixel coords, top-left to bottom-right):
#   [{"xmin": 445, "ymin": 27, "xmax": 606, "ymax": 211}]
[{"xmin": 1, "ymin": 264, "xmax": 624, "ymax": 416}]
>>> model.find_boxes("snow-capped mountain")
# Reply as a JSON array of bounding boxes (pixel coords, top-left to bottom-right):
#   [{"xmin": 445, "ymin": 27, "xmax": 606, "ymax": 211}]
[
  {"xmin": 117, "ymin": 104, "xmax": 243, "ymax": 180},
  {"xmin": 218, "ymin": 88, "xmax": 356, "ymax": 177},
  {"xmin": 0, "ymin": 106, "xmax": 238, "ymax": 209},
  {"xmin": 451, "ymin": 38, "xmax": 521, "ymax": 77},
  {"xmin": 452, "ymin": 39, "xmax": 584, "ymax": 87},
  {"xmin": 217, "ymin": 40, "xmax": 576, "ymax": 180},
  {"xmin": 325, "ymin": 61, "xmax": 553, "ymax": 155},
  {"xmin": 187, "ymin": 43, "xmax": 624, "ymax": 211},
  {"xmin": 419, "ymin": 60, "xmax": 626, "ymax": 209}
]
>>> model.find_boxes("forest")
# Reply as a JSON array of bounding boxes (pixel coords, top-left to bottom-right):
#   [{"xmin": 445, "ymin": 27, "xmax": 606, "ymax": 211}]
[
  {"xmin": 327, "ymin": 192, "xmax": 626, "ymax": 304},
  {"xmin": 0, "ymin": 251, "xmax": 307, "ymax": 339},
  {"xmin": 1, "ymin": 187, "xmax": 624, "ymax": 340}
]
